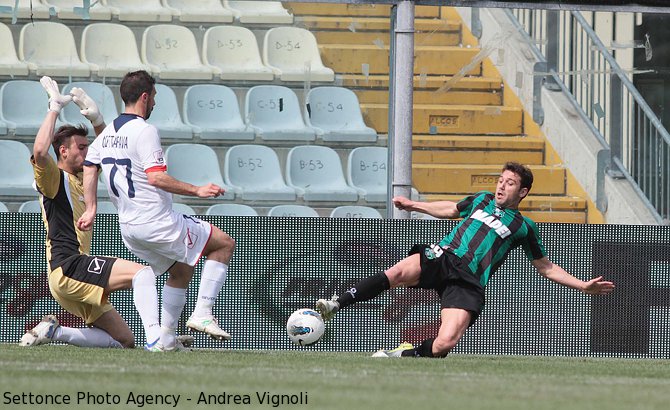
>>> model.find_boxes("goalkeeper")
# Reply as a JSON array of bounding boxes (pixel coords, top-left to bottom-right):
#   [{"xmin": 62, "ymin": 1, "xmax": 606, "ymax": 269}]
[
  {"xmin": 316, "ymin": 162, "xmax": 615, "ymax": 358},
  {"xmin": 20, "ymin": 77, "xmax": 178, "ymax": 351}
]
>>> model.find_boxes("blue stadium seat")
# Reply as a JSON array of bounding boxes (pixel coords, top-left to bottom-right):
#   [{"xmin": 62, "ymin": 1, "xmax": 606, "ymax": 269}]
[
  {"xmin": 172, "ymin": 202, "xmax": 196, "ymax": 215},
  {"xmin": 18, "ymin": 200, "xmax": 41, "ymax": 213},
  {"xmin": 60, "ymin": 82, "xmax": 119, "ymax": 135},
  {"xmin": 206, "ymin": 204, "xmax": 258, "ymax": 216},
  {"xmin": 267, "ymin": 204, "xmax": 319, "ymax": 217},
  {"xmin": 182, "ymin": 84, "xmax": 254, "ymax": 140},
  {"xmin": 164, "ymin": 143, "xmax": 234, "ymax": 200},
  {"xmin": 0, "ymin": 22, "xmax": 28, "ymax": 76},
  {"xmin": 0, "ymin": 201, "xmax": 8, "ymax": 212},
  {"xmin": 347, "ymin": 147, "xmax": 387, "ymax": 202},
  {"xmin": 0, "ymin": 80, "xmax": 44, "ymax": 135},
  {"xmin": 97, "ymin": 201, "xmax": 117, "ymax": 214},
  {"xmin": 329, "ymin": 206, "xmax": 383, "ymax": 219},
  {"xmin": 147, "ymin": 84, "xmax": 194, "ymax": 139},
  {"xmin": 305, "ymin": 87, "xmax": 377, "ymax": 142},
  {"xmin": 286, "ymin": 145, "xmax": 358, "ymax": 202},
  {"xmin": 224, "ymin": 144, "xmax": 296, "ymax": 201},
  {"xmin": 245, "ymin": 85, "xmax": 315, "ymax": 141},
  {"xmin": 203, "ymin": 25, "xmax": 274, "ymax": 81}
]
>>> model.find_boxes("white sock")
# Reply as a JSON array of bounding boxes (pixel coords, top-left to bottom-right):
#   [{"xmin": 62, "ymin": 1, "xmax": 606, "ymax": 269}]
[
  {"xmin": 52, "ymin": 326, "xmax": 123, "ymax": 348},
  {"xmin": 132, "ymin": 266, "xmax": 161, "ymax": 348},
  {"xmin": 192, "ymin": 260, "xmax": 228, "ymax": 318},
  {"xmin": 160, "ymin": 285, "xmax": 187, "ymax": 348}
]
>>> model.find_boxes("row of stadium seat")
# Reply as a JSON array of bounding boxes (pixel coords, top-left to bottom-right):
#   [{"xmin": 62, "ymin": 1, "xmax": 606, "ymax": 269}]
[
  {"xmin": 0, "ymin": 81, "xmax": 376, "ymax": 141},
  {"xmin": 0, "ymin": 1, "xmax": 293, "ymax": 24},
  {"xmin": 0, "ymin": 22, "xmax": 333, "ymax": 81},
  {"xmin": 0, "ymin": 140, "xmax": 388, "ymax": 202},
  {"xmin": 4, "ymin": 200, "xmax": 385, "ymax": 218}
]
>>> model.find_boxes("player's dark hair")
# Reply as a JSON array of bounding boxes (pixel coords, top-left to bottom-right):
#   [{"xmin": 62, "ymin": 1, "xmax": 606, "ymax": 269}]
[
  {"xmin": 120, "ymin": 70, "xmax": 156, "ymax": 104},
  {"xmin": 52, "ymin": 124, "xmax": 88, "ymax": 160},
  {"xmin": 502, "ymin": 162, "xmax": 533, "ymax": 192}
]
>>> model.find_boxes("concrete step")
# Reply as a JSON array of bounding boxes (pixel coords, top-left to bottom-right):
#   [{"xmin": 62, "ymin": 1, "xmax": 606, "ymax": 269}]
[
  {"xmin": 320, "ymin": 44, "xmax": 482, "ymax": 76},
  {"xmin": 412, "ymin": 135, "xmax": 545, "ymax": 165},
  {"xmin": 355, "ymin": 88, "xmax": 502, "ymax": 106},
  {"xmin": 338, "ymin": 74, "xmax": 503, "ymax": 91},
  {"xmin": 412, "ymin": 164, "xmax": 566, "ymax": 195},
  {"xmin": 285, "ymin": 2, "xmax": 441, "ymax": 18},
  {"xmin": 361, "ymin": 103, "xmax": 523, "ymax": 135}
]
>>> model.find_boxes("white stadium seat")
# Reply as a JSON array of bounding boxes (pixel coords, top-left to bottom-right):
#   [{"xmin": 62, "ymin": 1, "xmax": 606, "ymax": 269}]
[
  {"xmin": 347, "ymin": 147, "xmax": 388, "ymax": 202},
  {"xmin": 206, "ymin": 204, "xmax": 258, "ymax": 216},
  {"xmin": 0, "ymin": 80, "xmax": 45, "ymax": 136},
  {"xmin": 286, "ymin": 145, "xmax": 358, "ymax": 202},
  {"xmin": 147, "ymin": 84, "xmax": 195, "ymax": 139},
  {"xmin": 245, "ymin": 85, "xmax": 315, "ymax": 141},
  {"xmin": 172, "ymin": 202, "xmax": 196, "ymax": 215},
  {"xmin": 203, "ymin": 26, "xmax": 274, "ymax": 81},
  {"xmin": 0, "ymin": 141, "xmax": 36, "ymax": 197},
  {"xmin": 19, "ymin": 22, "xmax": 90, "ymax": 77},
  {"xmin": 224, "ymin": 144, "xmax": 296, "ymax": 201},
  {"xmin": 60, "ymin": 82, "xmax": 119, "ymax": 136},
  {"xmin": 330, "ymin": 206, "xmax": 383, "ymax": 219},
  {"xmin": 223, "ymin": 1, "xmax": 293, "ymax": 24},
  {"xmin": 0, "ymin": 0, "xmax": 51, "ymax": 19},
  {"xmin": 262, "ymin": 27, "xmax": 334, "ymax": 82},
  {"xmin": 305, "ymin": 87, "xmax": 377, "ymax": 142},
  {"xmin": 163, "ymin": 0, "xmax": 233, "ymax": 23},
  {"xmin": 0, "ymin": 201, "xmax": 9, "ymax": 212},
  {"xmin": 18, "ymin": 200, "xmax": 41, "ymax": 213},
  {"xmin": 102, "ymin": 0, "xmax": 172, "ymax": 22},
  {"xmin": 182, "ymin": 84, "xmax": 254, "ymax": 140},
  {"xmin": 164, "ymin": 143, "xmax": 234, "ymax": 200},
  {"xmin": 141, "ymin": 24, "xmax": 213, "ymax": 80},
  {"xmin": 267, "ymin": 204, "xmax": 319, "ymax": 218},
  {"xmin": 81, "ymin": 23, "xmax": 152, "ymax": 77},
  {"xmin": 44, "ymin": 0, "xmax": 113, "ymax": 20},
  {"xmin": 0, "ymin": 22, "xmax": 28, "ymax": 76}
]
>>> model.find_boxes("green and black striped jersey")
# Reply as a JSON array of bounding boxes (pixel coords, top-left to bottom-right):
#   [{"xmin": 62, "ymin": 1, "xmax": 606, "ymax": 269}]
[{"xmin": 438, "ymin": 191, "xmax": 546, "ymax": 288}]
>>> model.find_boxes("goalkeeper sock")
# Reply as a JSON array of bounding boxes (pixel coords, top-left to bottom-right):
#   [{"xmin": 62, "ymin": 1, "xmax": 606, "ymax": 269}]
[
  {"xmin": 160, "ymin": 285, "xmax": 187, "ymax": 349},
  {"xmin": 53, "ymin": 326, "xmax": 123, "ymax": 348},
  {"xmin": 337, "ymin": 272, "xmax": 390, "ymax": 309},
  {"xmin": 191, "ymin": 260, "xmax": 228, "ymax": 318}
]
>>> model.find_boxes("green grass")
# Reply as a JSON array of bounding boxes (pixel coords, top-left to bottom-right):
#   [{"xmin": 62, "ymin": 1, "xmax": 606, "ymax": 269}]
[{"xmin": 1, "ymin": 345, "xmax": 669, "ymax": 410}]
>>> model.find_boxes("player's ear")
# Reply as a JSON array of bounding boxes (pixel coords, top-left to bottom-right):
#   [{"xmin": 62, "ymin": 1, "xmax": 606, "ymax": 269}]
[{"xmin": 519, "ymin": 187, "xmax": 529, "ymax": 199}]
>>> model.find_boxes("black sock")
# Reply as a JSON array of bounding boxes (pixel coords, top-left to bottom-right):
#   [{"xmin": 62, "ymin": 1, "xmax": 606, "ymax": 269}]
[
  {"xmin": 401, "ymin": 338, "xmax": 435, "ymax": 358},
  {"xmin": 337, "ymin": 273, "xmax": 390, "ymax": 309}
]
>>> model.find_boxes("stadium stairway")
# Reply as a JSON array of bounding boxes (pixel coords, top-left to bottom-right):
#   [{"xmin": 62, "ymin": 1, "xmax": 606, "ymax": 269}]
[{"xmin": 286, "ymin": 2, "xmax": 599, "ymax": 223}]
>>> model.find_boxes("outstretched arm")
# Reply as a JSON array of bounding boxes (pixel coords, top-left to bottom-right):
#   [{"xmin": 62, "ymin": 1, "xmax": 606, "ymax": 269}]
[
  {"xmin": 33, "ymin": 77, "xmax": 72, "ymax": 168},
  {"xmin": 147, "ymin": 171, "xmax": 224, "ymax": 198},
  {"xmin": 392, "ymin": 196, "xmax": 460, "ymax": 219},
  {"xmin": 532, "ymin": 257, "xmax": 615, "ymax": 295}
]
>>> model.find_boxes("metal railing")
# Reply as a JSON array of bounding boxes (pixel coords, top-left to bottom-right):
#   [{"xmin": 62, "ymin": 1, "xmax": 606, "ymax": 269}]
[{"xmin": 507, "ymin": 9, "xmax": 668, "ymax": 222}]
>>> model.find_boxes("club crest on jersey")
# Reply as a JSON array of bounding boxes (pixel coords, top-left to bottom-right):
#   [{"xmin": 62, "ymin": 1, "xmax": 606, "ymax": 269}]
[
  {"xmin": 153, "ymin": 150, "xmax": 164, "ymax": 164},
  {"xmin": 471, "ymin": 209, "xmax": 512, "ymax": 238},
  {"xmin": 87, "ymin": 257, "xmax": 106, "ymax": 274},
  {"xmin": 424, "ymin": 244, "xmax": 444, "ymax": 260}
]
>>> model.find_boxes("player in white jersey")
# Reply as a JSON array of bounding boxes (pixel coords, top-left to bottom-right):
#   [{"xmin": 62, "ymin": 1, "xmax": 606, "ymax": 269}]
[{"xmin": 78, "ymin": 70, "xmax": 236, "ymax": 351}]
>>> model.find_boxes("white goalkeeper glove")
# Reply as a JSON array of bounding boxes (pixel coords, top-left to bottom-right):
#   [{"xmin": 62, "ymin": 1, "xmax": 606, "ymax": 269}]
[
  {"xmin": 40, "ymin": 76, "xmax": 71, "ymax": 114},
  {"xmin": 70, "ymin": 87, "xmax": 103, "ymax": 127}
]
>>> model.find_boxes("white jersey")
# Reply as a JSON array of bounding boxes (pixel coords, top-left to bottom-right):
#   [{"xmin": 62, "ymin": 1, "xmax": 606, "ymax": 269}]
[{"xmin": 85, "ymin": 113, "xmax": 172, "ymax": 225}]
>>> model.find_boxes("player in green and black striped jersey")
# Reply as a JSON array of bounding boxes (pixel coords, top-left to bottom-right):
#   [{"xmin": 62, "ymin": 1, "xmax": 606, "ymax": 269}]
[{"xmin": 315, "ymin": 162, "xmax": 615, "ymax": 358}]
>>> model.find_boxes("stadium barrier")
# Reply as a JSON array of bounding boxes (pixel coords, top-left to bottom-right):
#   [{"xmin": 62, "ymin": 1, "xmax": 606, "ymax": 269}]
[{"xmin": 1, "ymin": 213, "xmax": 668, "ymax": 358}]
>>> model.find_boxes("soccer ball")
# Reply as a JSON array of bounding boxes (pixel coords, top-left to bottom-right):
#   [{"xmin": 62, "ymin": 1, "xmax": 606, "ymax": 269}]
[{"xmin": 286, "ymin": 308, "xmax": 325, "ymax": 346}]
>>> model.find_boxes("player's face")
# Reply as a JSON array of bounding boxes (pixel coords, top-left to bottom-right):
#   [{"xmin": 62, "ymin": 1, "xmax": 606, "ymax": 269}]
[
  {"xmin": 495, "ymin": 170, "xmax": 528, "ymax": 208},
  {"xmin": 144, "ymin": 87, "xmax": 156, "ymax": 120},
  {"xmin": 61, "ymin": 135, "xmax": 89, "ymax": 173}
]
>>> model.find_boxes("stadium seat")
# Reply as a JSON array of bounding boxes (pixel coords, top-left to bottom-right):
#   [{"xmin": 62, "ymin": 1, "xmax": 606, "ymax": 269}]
[
  {"xmin": 172, "ymin": 202, "xmax": 196, "ymax": 215},
  {"xmin": 43, "ymin": 0, "xmax": 113, "ymax": 20},
  {"xmin": 148, "ymin": 84, "xmax": 194, "ymax": 139},
  {"xmin": 206, "ymin": 203, "xmax": 258, "ymax": 216},
  {"xmin": 18, "ymin": 200, "xmax": 41, "ymax": 213},
  {"xmin": 182, "ymin": 84, "xmax": 254, "ymax": 140},
  {"xmin": 262, "ymin": 27, "xmax": 334, "ymax": 82},
  {"xmin": 163, "ymin": 0, "xmax": 233, "ymax": 23},
  {"xmin": 245, "ymin": 85, "xmax": 315, "ymax": 141},
  {"xmin": 102, "ymin": 0, "xmax": 172, "ymax": 22},
  {"xmin": 19, "ymin": 22, "xmax": 90, "ymax": 77},
  {"xmin": 0, "ymin": 80, "xmax": 45, "ymax": 136},
  {"xmin": 0, "ymin": 201, "xmax": 8, "ymax": 212},
  {"xmin": 97, "ymin": 201, "xmax": 117, "ymax": 214},
  {"xmin": 330, "ymin": 206, "xmax": 383, "ymax": 219},
  {"xmin": 164, "ymin": 143, "xmax": 234, "ymax": 200},
  {"xmin": 0, "ymin": 0, "xmax": 51, "ymax": 19},
  {"xmin": 81, "ymin": 23, "xmax": 152, "ymax": 77},
  {"xmin": 202, "ymin": 26, "xmax": 274, "ymax": 81},
  {"xmin": 305, "ymin": 87, "xmax": 377, "ymax": 142},
  {"xmin": 267, "ymin": 204, "xmax": 319, "ymax": 217},
  {"xmin": 347, "ymin": 147, "xmax": 387, "ymax": 202},
  {"xmin": 0, "ymin": 140, "xmax": 36, "ymax": 197},
  {"xmin": 223, "ymin": 145, "xmax": 296, "ymax": 201},
  {"xmin": 223, "ymin": 1, "xmax": 293, "ymax": 24},
  {"xmin": 60, "ymin": 82, "xmax": 118, "ymax": 135},
  {"xmin": 141, "ymin": 24, "xmax": 213, "ymax": 80},
  {"xmin": 286, "ymin": 145, "xmax": 358, "ymax": 202},
  {"xmin": 0, "ymin": 22, "xmax": 28, "ymax": 76}
]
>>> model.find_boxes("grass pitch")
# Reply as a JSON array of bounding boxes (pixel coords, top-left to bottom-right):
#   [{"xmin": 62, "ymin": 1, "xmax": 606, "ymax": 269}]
[{"xmin": 1, "ymin": 345, "xmax": 669, "ymax": 410}]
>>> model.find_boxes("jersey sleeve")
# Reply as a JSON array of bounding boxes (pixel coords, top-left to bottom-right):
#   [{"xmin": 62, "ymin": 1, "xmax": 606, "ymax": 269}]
[
  {"xmin": 456, "ymin": 191, "xmax": 488, "ymax": 218},
  {"xmin": 521, "ymin": 217, "xmax": 547, "ymax": 260},
  {"xmin": 83, "ymin": 136, "xmax": 102, "ymax": 167},
  {"xmin": 31, "ymin": 155, "xmax": 60, "ymax": 199},
  {"xmin": 136, "ymin": 125, "xmax": 167, "ymax": 173}
]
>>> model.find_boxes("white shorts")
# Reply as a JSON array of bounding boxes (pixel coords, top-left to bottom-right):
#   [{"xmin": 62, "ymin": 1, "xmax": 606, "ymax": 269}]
[{"xmin": 120, "ymin": 211, "xmax": 212, "ymax": 275}]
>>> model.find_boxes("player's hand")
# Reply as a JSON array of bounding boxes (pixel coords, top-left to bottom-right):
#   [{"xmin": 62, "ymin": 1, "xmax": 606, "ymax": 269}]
[
  {"xmin": 70, "ymin": 87, "xmax": 103, "ymax": 127},
  {"xmin": 40, "ymin": 76, "xmax": 72, "ymax": 114},
  {"xmin": 392, "ymin": 196, "xmax": 412, "ymax": 211},
  {"xmin": 196, "ymin": 183, "xmax": 225, "ymax": 198},
  {"xmin": 76, "ymin": 210, "xmax": 96, "ymax": 232},
  {"xmin": 583, "ymin": 276, "xmax": 615, "ymax": 295}
]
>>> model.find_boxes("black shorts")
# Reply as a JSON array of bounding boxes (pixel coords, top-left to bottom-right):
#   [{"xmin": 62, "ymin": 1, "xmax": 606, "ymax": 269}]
[
  {"xmin": 53, "ymin": 254, "xmax": 116, "ymax": 289},
  {"xmin": 409, "ymin": 244, "xmax": 485, "ymax": 326}
]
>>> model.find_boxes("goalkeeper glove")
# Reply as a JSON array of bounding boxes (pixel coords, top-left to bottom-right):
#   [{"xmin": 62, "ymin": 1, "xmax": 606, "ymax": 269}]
[
  {"xmin": 70, "ymin": 87, "xmax": 104, "ymax": 127},
  {"xmin": 40, "ymin": 76, "xmax": 71, "ymax": 114}
]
